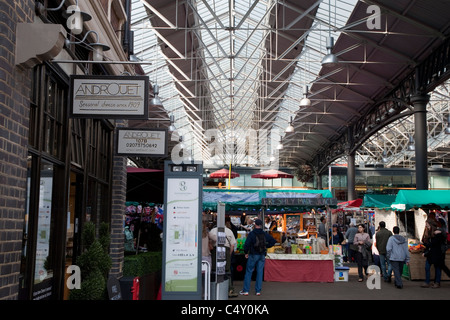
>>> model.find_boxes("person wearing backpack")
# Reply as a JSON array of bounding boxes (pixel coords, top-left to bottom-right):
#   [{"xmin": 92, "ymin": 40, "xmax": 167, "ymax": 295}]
[{"xmin": 240, "ymin": 219, "xmax": 276, "ymax": 296}]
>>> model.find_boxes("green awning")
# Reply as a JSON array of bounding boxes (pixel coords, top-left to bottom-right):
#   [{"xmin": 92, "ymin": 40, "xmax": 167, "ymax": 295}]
[
  {"xmin": 391, "ymin": 190, "xmax": 450, "ymax": 211},
  {"xmin": 362, "ymin": 194, "xmax": 396, "ymax": 210}
]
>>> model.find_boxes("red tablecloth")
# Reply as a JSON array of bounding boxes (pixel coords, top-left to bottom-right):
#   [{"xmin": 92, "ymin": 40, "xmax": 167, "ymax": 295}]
[{"xmin": 264, "ymin": 259, "xmax": 334, "ymax": 283}]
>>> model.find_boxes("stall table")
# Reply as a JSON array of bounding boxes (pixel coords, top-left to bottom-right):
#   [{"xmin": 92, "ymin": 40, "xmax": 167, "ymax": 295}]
[
  {"xmin": 408, "ymin": 251, "xmax": 450, "ymax": 281},
  {"xmin": 264, "ymin": 253, "xmax": 334, "ymax": 283}
]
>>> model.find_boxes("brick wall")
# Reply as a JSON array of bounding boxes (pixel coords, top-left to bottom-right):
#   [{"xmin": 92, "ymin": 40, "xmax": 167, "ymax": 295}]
[{"xmin": 0, "ymin": 0, "xmax": 34, "ymax": 300}]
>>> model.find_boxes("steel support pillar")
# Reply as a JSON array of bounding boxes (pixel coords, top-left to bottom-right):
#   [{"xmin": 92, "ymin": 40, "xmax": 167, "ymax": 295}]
[
  {"xmin": 347, "ymin": 152, "xmax": 356, "ymax": 200},
  {"xmin": 411, "ymin": 93, "xmax": 430, "ymax": 190},
  {"xmin": 316, "ymin": 173, "xmax": 322, "ymax": 190}
]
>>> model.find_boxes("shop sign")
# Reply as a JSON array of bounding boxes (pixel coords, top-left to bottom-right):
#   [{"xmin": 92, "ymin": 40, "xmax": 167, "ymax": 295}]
[
  {"xmin": 116, "ymin": 128, "xmax": 167, "ymax": 157},
  {"xmin": 69, "ymin": 75, "xmax": 149, "ymax": 119},
  {"xmin": 261, "ymin": 197, "xmax": 338, "ymax": 206}
]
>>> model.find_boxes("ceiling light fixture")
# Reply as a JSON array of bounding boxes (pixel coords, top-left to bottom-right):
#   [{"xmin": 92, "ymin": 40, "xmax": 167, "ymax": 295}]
[
  {"xmin": 407, "ymin": 135, "xmax": 415, "ymax": 151},
  {"xmin": 300, "ymin": 85, "xmax": 311, "ymax": 106},
  {"xmin": 168, "ymin": 114, "xmax": 176, "ymax": 132},
  {"xmin": 285, "ymin": 116, "xmax": 294, "ymax": 133},
  {"xmin": 150, "ymin": 84, "xmax": 163, "ymax": 107},
  {"xmin": 277, "ymin": 138, "xmax": 284, "ymax": 150},
  {"xmin": 445, "ymin": 115, "xmax": 450, "ymax": 134},
  {"xmin": 321, "ymin": 37, "xmax": 338, "ymax": 67}
]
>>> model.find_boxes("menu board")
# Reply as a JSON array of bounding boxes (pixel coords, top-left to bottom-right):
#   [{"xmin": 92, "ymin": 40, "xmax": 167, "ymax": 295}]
[{"xmin": 164, "ymin": 178, "xmax": 200, "ymax": 292}]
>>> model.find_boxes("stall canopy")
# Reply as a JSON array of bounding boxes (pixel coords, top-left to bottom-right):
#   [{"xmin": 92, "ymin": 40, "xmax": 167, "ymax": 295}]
[
  {"xmin": 337, "ymin": 198, "xmax": 362, "ymax": 209},
  {"xmin": 362, "ymin": 194, "xmax": 397, "ymax": 210},
  {"xmin": 251, "ymin": 169, "xmax": 293, "ymax": 179},
  {"xmin": 202, "ymin": 189, "xmax": 335, "ymax": 212},
  {"xmin": 391, "ymin": 190, "xmax": 450, "ymax": 211},
  {"xmin": 209, "ymin": 168, "xmax": 240, "ymax": 179}
]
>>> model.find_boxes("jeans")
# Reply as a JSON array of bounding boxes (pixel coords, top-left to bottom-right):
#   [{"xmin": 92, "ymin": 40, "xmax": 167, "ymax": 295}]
[
  {"xmin": 379, "ymin": 254, "xmax": 392, "ymax": 280},
  {"xmin": 390, "ymin": 260, "xmax": 404, "ymax": 287},
  {"xmin": 425, "ymin": 260, "xmax": 442, "ymax": 284},
  {"xmin": 242, "ymin": 254, "xmax": 265, "ymax": 293}
]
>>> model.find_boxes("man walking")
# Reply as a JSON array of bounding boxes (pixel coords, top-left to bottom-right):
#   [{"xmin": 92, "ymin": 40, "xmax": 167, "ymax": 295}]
[
  {"xmin": 240, "ymin": 219, "xmax": 276, "ymax": 296},
  {"xmin": 375, "ymin": 221, "xmax": 393, "ymax": 282},
  {"xmin": 386, "ymin": 226, "xmax": 410, "ymax": 289}
]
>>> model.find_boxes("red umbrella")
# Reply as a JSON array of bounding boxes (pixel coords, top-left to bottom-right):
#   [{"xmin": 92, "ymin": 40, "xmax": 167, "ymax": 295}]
[
  {"xmin": 209, "ymin": 168, "xmax": 240, "ymax": 179},
  {"xmin": 251, "ymin": 169, "xmax": 293, "ymax": 179}
]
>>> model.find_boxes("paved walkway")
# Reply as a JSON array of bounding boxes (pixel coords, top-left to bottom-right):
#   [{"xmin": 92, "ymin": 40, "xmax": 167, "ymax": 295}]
[{"xmin": 230, "ymin": 263, "xmax": 450, "ymax": 300}]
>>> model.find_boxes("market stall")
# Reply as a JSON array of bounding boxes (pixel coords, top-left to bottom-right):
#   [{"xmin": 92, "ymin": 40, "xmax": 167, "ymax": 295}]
[
  {"xmin": 261, "ymin": 194, "xmax": 338, "ymax": 283},
  {"xmin": 202, "ymin": 188, "xmax": 339, "ymax": 282},
  {"xmin": 390, "ymin": 190, "xmax": 450, "ymax": 281}
]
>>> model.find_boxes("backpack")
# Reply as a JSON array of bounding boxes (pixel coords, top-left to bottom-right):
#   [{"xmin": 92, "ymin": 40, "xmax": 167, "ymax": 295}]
[{"xmin": 254, "ymin": 232, "xmax": 266, "ymax": 253}]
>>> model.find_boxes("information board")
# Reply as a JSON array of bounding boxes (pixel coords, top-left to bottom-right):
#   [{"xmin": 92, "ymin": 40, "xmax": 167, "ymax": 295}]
[{"xmin": 161, "ymin": 161, "xmax": 203, "ymax": 300}]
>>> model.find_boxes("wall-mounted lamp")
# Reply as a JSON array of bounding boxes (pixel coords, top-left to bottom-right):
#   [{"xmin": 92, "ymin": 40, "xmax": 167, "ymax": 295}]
[
  {"xmin": 36, "ymin": 0, "xmax": 92, "ymax": 35},
  {"xmin": 300, "ymin": 85, "xmax": 311, "ymax": 107},
  {"xmin": 321, "ymin": 37, "xmax": 338, "ymax": 67},
  {"xmin": 150, "ymin": 84, "xmax": 163, "ymax": 107},
  {"xmin": 285, "ymin": 116, "xmax": 294, "ymax": 133},
  {"xmin": 65, "ymin": 30, "xmax": 110, "ymax": 61}
]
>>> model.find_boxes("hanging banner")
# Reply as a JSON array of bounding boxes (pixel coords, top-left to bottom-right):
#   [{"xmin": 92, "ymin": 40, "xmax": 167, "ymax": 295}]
[
  {"xmin": 69, "ymin": 75, "xmax": 149, "ymax": 119},
  {"xmin": 116, "ymin": 128, "xmax": 167, "ymax": 157}
]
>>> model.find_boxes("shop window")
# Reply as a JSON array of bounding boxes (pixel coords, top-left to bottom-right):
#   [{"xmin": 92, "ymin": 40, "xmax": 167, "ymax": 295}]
[
  {"xmin": 29, "ymin": 66, "xmax": 67, "ymax": 161},
  {"xmin": 70, "ymin": 119, "xmax": 86, "ymax": 168}
]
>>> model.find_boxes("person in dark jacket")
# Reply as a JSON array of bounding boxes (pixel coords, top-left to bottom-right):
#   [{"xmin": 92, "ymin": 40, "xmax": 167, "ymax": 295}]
[
  {"xmin": 239, "ymin": 219, "xmax": 276, "ymax": 296},
  {"xmin": 421, "ymin": 218, "xmax": 449, "ymax": 288},
  {"xmin": 375, "ymin": 221, "xmax": 393, "ymax": 282}
]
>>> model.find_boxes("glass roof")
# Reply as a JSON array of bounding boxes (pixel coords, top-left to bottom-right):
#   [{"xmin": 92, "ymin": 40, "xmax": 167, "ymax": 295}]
[{"xmin": 130, "ymin": 0, "xmax": 450, "ymax": 169}]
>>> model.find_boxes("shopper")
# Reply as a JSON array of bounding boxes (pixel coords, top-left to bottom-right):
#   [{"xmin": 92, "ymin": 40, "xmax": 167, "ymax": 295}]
[
  {"xmin": 318, "ymin": 216, "xmax": 328, "ymax": 244},
  {"xmin": 202, "ymin": 220, "xmax": 212, "ymax": 265},
  {"xmin": 329, "ymin": 224, "xmax": 344, "ymax": 245},
  {"xmin": 240, "ymin": 219, "xmax": 276, "ymax": 296},
  {"xmin": 209, "ymin": 221, "xmax": 238, "ymax": 297},
  {"xmin": 372, "ymin": 226, "xmax": 380, "ymax": 268},
  {"xmin": 354, "ymin": 224, "xmax": 371, "ymax": 282},
  {"xmin": 386, "ymin": 226, "xmax": 410, "ymax": 289},
  {"xmin": 345, "ymin": 223, "xmax": 358, "ymax": 262},
  {"xmin": 375, "ymin": 221, "xmax": 393, "ymax": 282},
  {"xmin": 421, "ymin": 218, "xmax": 449, "ymax": 288}
]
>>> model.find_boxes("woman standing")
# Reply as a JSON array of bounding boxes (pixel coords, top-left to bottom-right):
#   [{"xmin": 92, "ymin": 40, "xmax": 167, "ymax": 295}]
[
  {"xmin": 330, "ymin": 224, "xmax": 344, "ymax": 245},
  {"xmin": 421, "ymin": 218, "xmax": 448, "ymax": 288},
  {"xmin": 354, "ymin": 224, "xmax": 371, "ymax": 282}
]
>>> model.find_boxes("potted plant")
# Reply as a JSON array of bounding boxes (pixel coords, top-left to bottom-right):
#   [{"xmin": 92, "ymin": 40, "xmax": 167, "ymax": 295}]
[{"xmin": 70, "ymin": 221, "xmax": 112, "ymax": 300}]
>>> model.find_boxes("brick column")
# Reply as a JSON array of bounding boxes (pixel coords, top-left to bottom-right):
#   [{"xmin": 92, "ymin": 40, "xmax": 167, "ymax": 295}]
[
  {"xmin": 109, "ymin": 120, "xmax": 128, "ymax": 279},
  {"xmin": 0, "ymin": 0, "xmax": 34, "ymax": 300}
]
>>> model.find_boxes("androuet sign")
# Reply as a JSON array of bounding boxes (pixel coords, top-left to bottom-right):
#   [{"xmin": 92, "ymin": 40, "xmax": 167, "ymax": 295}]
[
  {"xmin": 69, "ymin": 75, "xmax": 149, "ymax": 118},
  {"xmin": 116, "ymin": 128, "xmax": 167, "ymax": 157}
]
